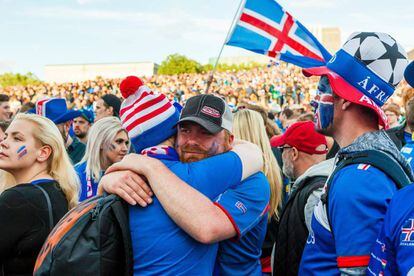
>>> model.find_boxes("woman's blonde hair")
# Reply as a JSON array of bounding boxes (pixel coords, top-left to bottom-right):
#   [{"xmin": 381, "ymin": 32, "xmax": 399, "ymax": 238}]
[
  {"xmin": 79, "ymin": 116, "xmax": 128, "ymax": 183},
  {"xmin": 233, "ymin": 109, "xmax": 283, "ymax": 219},
  {"xmin": 2, "ymin": 113, "xmax": 79, "ymax": 208}
]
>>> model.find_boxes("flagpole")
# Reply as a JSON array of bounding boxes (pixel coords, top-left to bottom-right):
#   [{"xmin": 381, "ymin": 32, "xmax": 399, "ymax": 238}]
[{"xmin": 205, "ymin": 0, "xmax": 245, "ymax": 94}]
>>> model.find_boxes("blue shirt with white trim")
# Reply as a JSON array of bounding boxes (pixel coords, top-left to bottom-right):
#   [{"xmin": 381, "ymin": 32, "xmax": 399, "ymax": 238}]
[
  {"xmin": 214, "ymin": 172, "xmax": 270, "ymax": 276},
  {"xmin": 367, "ymin": 184, "xmax": 414, "ymax": 276},
  {"xmin": 299, "ymin": 164, "xmax": 397, "ymax": 275}
]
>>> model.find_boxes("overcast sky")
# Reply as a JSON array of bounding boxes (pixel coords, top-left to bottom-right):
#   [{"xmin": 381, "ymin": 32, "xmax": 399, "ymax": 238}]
[{"xmin": 1, "ymin": 0, "xmax": 413, "ymax": 79}]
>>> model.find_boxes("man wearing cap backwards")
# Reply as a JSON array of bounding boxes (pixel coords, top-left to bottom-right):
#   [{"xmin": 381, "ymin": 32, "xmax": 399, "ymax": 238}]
[
  {"xmin": 35, "ymin": 98, "xmax": 86, "ymax": 164},
  {"xmin": 367, "ymin": 61, "xmax": 414, "ymax": 275},
  {"xmin": 270, "ymin": 121, "xmax": 334, "ymax": 276},
  {"xmin": 73, "ymin": 109, "xmax": 94, "ymax": 144},
  {"xmin": 100, "ymin": 76, "xmax": 270, "ymax": 275},
  {"xmin": 298, "ymin": 32, "xmax": 414, "ymax": 275}
]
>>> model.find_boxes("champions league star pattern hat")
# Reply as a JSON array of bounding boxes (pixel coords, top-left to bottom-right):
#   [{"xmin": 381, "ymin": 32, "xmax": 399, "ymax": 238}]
[
  {"xmin": 303, "ymin": 32, "xmax": 409, "ymax": 128},
  {"xmin": 119, "ymin": 76, "xmax": 181, "ymax": 153}
]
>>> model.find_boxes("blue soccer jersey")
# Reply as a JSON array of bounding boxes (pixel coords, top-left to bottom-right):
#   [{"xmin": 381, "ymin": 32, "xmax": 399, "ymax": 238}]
[
  {"xmin": 367, "ymin": 184, "xmax": 414, "ymax": 275},
  {"xmin": 401, "ymin": 140, "xmax": 414, "ymax": 172},
  {"xmin": 299, "ymin": 164, "xmax": 397, "ymax": 275},
  {"xmin": 75, "ymin": 161, "xmax": 100, "ymax": 202},
  {"xmin": 215, "ymin": 172, "xmax": 270, "ymax": 276},
  {"xmin": 130, "ymin": 147, "xmax": 244, "ymax": 275}
]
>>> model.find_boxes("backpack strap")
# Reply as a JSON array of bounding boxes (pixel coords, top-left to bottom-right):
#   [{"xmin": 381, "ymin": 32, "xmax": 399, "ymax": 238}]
[
  {"xmin": 111, "ymin": 197, "xmax": 133, "ymax": 276},
  {"xmin": 33, "ymin": 184, "xmax": 54, "ymax": 232},
  {"xmin": 320, "ymin": 150, "xmax": 412, "ymax": 234}
]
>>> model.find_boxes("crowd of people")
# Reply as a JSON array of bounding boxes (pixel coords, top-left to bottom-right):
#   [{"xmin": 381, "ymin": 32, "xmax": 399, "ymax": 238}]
[
  {"xmin": 0, "ymin": 31, "xmax": 414, "ymax": 276},
  {"xmin": 1, "ymin": 62, "xmax": 412, "ymax": 117}
]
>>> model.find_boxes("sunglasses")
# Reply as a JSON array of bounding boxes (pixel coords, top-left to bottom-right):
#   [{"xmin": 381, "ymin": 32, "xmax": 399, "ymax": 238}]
[{"xmin": 277, "ymin": 146, "xmax": 293, "ymax": 153}]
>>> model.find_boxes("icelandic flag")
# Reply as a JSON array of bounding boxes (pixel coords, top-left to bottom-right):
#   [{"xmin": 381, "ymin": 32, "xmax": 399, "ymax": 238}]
[{"xmin": 226, "ymin": 0, "xmax": 332, "ymax": 68}]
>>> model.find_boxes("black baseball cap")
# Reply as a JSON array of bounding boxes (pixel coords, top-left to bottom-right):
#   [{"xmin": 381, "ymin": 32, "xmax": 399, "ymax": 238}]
[{"xmin": 177, "ymin": 94, "xmax": 233, "ymax": 134}]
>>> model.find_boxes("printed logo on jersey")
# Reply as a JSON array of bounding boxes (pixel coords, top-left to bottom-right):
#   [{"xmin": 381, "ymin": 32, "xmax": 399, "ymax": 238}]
[
  {"xmin": 401, "ymin": 218, "xmax": 414, "ymax": 246},
  {"xmin": 306, "ymin": 231, "xmax": 316, "ymax": 245},
  {"xmin": 376, "ymin": 238, "xmax": 386, "ymax": 253},
  {"xmin": 402, "ymin": 147, "xmax": 413, "ymax": 154},
  {"xmin": 235, "ymin": 201, "xmax": 247, "ymax": 214}
]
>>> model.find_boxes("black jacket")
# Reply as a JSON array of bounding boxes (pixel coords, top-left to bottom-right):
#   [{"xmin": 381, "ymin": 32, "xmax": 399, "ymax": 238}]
[
  {"xmin": 0, "ymin": 180, "xmax": 68, "ymax": 276},
  {"xmin": 273, "ymin": 175, "xmax": 327, "ymax": 276},
  {"xmin": 386, "ymin": 122, "xmax": 407, "ymax": 150}
]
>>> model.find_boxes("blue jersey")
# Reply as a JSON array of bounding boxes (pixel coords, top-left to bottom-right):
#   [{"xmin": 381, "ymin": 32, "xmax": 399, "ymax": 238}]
[
  {"xmin": 299, "ymin": 164, "xmax": 397, "ymax": 275},
  {"xmin": 404, "ymin": 131, "xmax": 413, "ymax": 144},
  {"xmin": 215, "ymin": 173, "xmax": 270, "ymax": 276},
  {"xmin": 367, "ymin": 184, "xmax": 414, "ymax": 275},
  {"xmin": 75, "ymin": 161, "xmax": 99, "ymax": 202},
  {"xmin": 130, "ymin": 146, "xmax": 244, "ymax": 275},
  {"xmin": 401, "ymin": 141, "xmax": 414, "ymax": 172}
]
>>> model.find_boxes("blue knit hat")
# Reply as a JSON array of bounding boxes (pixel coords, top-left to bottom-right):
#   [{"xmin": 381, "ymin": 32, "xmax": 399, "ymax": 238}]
[{"xmin": 119, "ymin": 76, "xmax": 181, "ymax": 153}]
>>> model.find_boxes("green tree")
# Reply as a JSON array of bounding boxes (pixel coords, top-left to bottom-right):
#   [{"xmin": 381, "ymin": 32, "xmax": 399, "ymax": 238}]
[
  {"xmin": 158, "ymin": 54, "xmax": 202, "ymax": 75},
  {"xmin": 0, "ymin": 72, "xmax": 42, "ymax": 87}
]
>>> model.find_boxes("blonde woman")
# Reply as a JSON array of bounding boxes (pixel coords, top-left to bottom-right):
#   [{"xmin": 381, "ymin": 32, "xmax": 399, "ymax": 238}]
[
  {"xmin": 75, "ymin": 116, "xmax": 129, "ymax": 202},
  {"xmin": 233, "ymin": 109, "xmax": 283, "ymax": 275},
  {"xmin": 0, "ymin": 113, "xmax": 79, "ymax": 275}
]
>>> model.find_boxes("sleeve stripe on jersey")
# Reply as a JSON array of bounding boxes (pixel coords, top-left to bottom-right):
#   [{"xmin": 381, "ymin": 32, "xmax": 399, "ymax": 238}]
[
  {"xmin": 337, "ymin": 255, "xmax": 370, "ymax": 268},
  {"xmin": 214, "ymin": 202, "xmax": 241, "ymax": 240}
]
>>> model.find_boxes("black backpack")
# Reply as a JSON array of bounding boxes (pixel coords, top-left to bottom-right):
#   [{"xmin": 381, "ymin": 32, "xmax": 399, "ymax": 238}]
[
  {"xmin": 321, "ymin": 150, "xmax": 412, "ymax": 229},
  {"xmin": 33, "ymin": 194, "xmax": 133, "ymax": 276}
]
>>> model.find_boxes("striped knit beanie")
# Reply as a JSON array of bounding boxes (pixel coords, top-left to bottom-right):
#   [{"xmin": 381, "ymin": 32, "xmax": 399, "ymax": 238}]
[{"xmin": 119, "ymin": 76, "xmax": 181, "ymax": 153}]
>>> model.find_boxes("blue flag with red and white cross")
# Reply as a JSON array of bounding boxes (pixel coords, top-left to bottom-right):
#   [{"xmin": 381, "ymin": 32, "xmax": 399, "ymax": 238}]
[{"xmin": 226, "ymin": 0, "xmax": 332, "ymax": 68}]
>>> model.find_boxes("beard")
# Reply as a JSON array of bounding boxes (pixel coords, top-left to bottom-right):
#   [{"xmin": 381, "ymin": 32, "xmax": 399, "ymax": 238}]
[
  {"xmin": 75, "ymin": 131, "xmax": 87, "ymax": 139},
  {"xmin": 178, "ymin": 142, "xmax": 231, "ymax": 163},
  {"xmin": 282, "ymin": 158, "xmax": 295, "ymax": 180},
  {"xmin": 179, "ymin": 144, "xmax": 211, "ymax": 163}
]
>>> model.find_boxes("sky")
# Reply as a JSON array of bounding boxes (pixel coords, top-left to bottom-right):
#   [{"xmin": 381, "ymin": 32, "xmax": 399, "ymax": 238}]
[{"xmin": 0, "ymin": 0, "xmax": 413, "ymax": 79}]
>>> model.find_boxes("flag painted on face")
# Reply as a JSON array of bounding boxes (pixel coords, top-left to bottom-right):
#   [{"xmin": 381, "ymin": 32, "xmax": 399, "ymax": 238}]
[{"xmin": 226, "ymin": 0, "xmax": 332, "ymax": 68}]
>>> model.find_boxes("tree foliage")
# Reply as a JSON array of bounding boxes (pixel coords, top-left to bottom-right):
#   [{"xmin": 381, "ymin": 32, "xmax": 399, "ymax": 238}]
[
  {"xmin": 0, "ymin": 72, "xmax": 42, "ymax": 87},
  {"xmin": 158, "ymin": 53, "xmax": 264, "ymax": 75},
  {"xmin": 158, "ymin": 54, "xmax": 202, "ymax": 75},
  {"xmin": 201, "ymin": 62, "xmax": 263, "ymax": 73}
]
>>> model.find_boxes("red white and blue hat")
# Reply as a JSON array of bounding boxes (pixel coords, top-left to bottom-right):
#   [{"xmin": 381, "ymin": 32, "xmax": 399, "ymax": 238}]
[
  {"xmin": 36, "ymin": 98, "xmax": 81, "ymax": 125},
  {"xmin": 119, "ymin": 76, "xmax": 181, "ymax": 153},
  {"xmin": 303, "ymin": 32, "xmax": 409, "ymax": 128}
]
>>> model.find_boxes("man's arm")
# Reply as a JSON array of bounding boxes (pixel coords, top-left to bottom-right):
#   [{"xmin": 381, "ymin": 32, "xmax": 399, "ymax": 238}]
[{"xmin": 106, "ymin": 155, "xmax": 237, "ymax": 243}]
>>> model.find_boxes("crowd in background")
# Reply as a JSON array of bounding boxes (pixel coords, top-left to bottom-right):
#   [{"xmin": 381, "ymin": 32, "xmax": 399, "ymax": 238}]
[{"xmin": 1, "ymin": 63, "xmax": 411, "ymax": 116}]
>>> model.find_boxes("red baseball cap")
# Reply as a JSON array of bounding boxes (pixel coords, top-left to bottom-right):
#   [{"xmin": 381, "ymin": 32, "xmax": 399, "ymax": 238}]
[{"xmin": 270, "ymin": 121, "xmax": 328, "ymax": 155}]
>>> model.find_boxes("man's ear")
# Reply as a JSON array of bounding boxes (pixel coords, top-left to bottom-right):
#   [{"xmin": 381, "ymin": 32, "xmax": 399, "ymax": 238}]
[
  {"xmin": 37, "ymin": 145, "xmax": 52, "ymax": 163},
  {"xmin": 228, "ymin": 133, "xmax": 235, "ymax": 145},
  {"xmin": 291, "ymin": 147, "xmax": 299, "ymax": 161},
  {"xmin": 341, "ymin": 99, "xmax": 352, "ymax": 111}
]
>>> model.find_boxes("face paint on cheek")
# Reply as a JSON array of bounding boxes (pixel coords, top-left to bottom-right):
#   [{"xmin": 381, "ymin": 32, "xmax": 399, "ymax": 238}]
[
  {"xmin": 316, "ymin": 93, "xmax": 334, "ymax": 130},
  {"xmin": 207, "ymin": 141, "xmax": 220, "ymax": 156},
  {"xmin": 17, "ymin": 145, "xmax": 28, "ymax": 159},
  {"xmin": 109, "ymin": 143, "xmax": 117, "ymax": 151}
]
